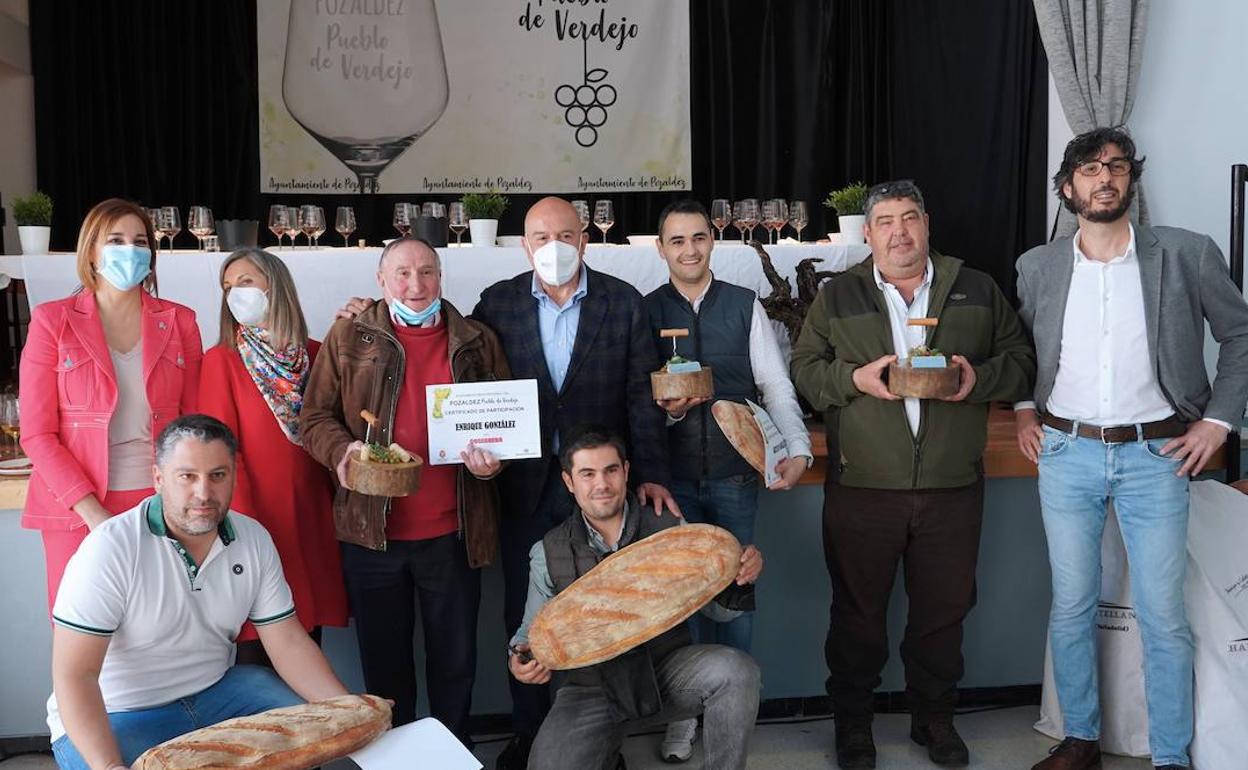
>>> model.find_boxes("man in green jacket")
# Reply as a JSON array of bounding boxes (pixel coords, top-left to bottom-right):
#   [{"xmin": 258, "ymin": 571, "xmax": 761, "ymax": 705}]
[{"xmin": 791, "ymin": 180, "xmax": 1035, "ymax": 769}]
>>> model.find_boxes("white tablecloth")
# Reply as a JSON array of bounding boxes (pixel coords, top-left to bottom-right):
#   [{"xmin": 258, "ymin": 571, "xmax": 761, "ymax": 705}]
[{"xmin": 0, "ymin": 243, "xmax": 870, "ymax": 345}]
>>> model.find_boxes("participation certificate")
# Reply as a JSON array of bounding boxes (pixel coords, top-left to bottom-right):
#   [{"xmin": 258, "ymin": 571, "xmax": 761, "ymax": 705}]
[{"xmin": 425, "ymin": 379, "xmax": 542, "ymax": 465}]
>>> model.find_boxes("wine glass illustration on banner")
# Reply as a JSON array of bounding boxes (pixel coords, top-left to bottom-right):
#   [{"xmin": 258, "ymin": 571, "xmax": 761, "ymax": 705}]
[
  {"xmin": 572, "ymin": 200, "xmax": 591, "ymax": 233},
  {"xmin": 448, "ymin": 202, "xmax": 467, "ymax": 246},
  {"xmin": 281, "ymin": 0, "xmax": 449, "ymax": 194},
  {"xmin": 269, "ymin": 205, "xmax": 291, "ymax": 249},
  {"xmin": 789, "ymin": 201, "xmax": 808, "ymax": 243},
  {"xmin": 188, "ymin": 206, "xmax": 215, "ymax": 251},
  {"xmin": 593, "ymin": 200, "xmax": 615, "ymax": 244},
  {"xmin": 555, "ymin": 38, "xmax": 616, "ymax": 148},
  {"xmin": 710, "ymin": 199, "xmax": 730, "ymax": 241},
  {"xmin": 336, "ymin": 207, "xmax": 357, "ymax": 247}
]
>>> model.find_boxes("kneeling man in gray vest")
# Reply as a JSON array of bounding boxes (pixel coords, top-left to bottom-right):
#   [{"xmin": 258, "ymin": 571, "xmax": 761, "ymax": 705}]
[{"xmin": 507, "ymin": 427, "xmax": 764, "ymax": 770}]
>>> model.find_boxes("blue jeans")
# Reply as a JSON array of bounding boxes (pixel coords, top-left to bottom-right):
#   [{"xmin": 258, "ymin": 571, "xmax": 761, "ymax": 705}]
[
  {"xmin": 52, "ymin": 666, "xmax": 302, "ymax": 770},
  {"xmin": 1037, "ymin": 425, "xmax": 1193, "ymax": 767},
  {"xmin": 671, "ymin": 474, "xmax": 759, "ymax": 652}
]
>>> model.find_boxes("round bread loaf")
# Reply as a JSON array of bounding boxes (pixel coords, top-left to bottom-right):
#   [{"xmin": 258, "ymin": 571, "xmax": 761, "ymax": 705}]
[
  {"xmin": 887, "ymin": 363, "xmax": 960, "ymax": 399},
  {"xmin": 528, "ymin": 523, "xmax": 742, "ymax": 670},
  {"xmin": 345, "ymin": 455, "xmax": 423, "ymax": 497},
  {"xmin": 132, "ymin": 694, "xmax": 392, "ymax": 770}
]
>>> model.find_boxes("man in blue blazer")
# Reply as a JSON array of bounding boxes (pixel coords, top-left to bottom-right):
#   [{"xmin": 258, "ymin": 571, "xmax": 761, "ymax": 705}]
[
  {"xmin": 1015, "ymin": 127, "xmax": 1248, "ymax": 770},
  {"xmin": 473, "ymin": 196, "xmax": 677, "ymax": 769}
]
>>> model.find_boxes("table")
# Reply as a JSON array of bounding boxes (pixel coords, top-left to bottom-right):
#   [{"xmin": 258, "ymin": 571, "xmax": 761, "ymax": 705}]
[{"xmin": 0, "ymin": 243, "xmax": 871, "ymax": 345}]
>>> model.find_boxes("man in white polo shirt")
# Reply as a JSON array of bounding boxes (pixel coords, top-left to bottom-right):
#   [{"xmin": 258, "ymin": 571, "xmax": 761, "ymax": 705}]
[{"xmin": 49, "ymin": 414, "xmax": 350, "ymax": 770}]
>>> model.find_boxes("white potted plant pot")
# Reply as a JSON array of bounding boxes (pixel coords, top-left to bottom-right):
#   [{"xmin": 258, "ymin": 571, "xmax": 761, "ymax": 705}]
[
  {"xmin": 18, "ymin": 226, "xmax": 51, "ymax": 255},
  {"xmin": 837, "ymin": 215, "xmax": 865, "ymax": 245},
  {"xmin": 469, "ymin": 219, "xmax": 498, "ymax": 247}
]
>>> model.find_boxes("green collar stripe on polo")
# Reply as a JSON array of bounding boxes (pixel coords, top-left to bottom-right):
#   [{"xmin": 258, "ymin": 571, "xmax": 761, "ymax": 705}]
[
  {"xmin": 142, "ymin": 494, "xmax": 237, "ymax": 546},
  {"xmin": 53, "ymin": 615, "xmax": 115, "ymax": 637}
]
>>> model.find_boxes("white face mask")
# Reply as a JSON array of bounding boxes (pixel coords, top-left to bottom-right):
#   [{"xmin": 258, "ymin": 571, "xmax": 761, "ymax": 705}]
[
  {"xmin": 227, "ymin": 286, "xmax": 269, "ymax": 326},
  {"xmin": 531, "ymin": 239, "xmax": 581, "ymax": 286}
]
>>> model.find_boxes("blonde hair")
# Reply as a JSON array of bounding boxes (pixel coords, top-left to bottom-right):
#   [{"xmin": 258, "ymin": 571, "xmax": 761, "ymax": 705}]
[
  {"xmin": 216, "ymin": 247, "xmax": 309, "ymax": 352},
  {"xmin": 75, "ymin": 198, "xmax": 159, "ymax": 294}
]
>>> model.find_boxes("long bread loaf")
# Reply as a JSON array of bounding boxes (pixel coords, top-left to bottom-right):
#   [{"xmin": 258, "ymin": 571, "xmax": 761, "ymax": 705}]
[
  {"xmin": 132, "ymin": 694, "xmax": 391, "ymax": 770},
  {"xmin": 528, "ymin": 524, "xmax": 742, "ymax": 670}
]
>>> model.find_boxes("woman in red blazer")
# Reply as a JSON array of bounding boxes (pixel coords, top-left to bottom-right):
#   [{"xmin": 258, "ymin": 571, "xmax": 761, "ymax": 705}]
[
  {"xmin": 198, "ymin": 247, "xmax": 347, "ymax": 663},
  {"xmin": 19, "ymin": 198, "xmax": 202, "ymax": 610}
]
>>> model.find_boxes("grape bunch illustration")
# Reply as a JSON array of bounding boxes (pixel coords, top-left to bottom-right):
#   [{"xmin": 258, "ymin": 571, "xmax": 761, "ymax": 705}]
[{"xmin": 554, "ymin": 40, "xmax": 617, "ymax": 148}]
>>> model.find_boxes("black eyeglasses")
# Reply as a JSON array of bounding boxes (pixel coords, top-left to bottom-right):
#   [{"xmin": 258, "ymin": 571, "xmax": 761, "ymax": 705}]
[{"xmin": 1074, "ymin": 157, "xmax": 1133, "ymax": 177}]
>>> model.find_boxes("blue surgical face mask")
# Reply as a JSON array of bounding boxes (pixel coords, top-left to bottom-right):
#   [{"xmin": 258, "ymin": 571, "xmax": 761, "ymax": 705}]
[
  {"xmin": 97, "ymin": 244, "xmax": 152, "ymax": 291},
  {"xmin": 390, "ymin": 296, "xmax": 441, "ymax": 327}
]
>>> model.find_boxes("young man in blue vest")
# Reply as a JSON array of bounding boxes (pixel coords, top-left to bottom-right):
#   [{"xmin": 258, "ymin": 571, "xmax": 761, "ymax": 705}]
[{"xmin": 642, "ymin": 199, "xmax": 812, "ymax": 761}]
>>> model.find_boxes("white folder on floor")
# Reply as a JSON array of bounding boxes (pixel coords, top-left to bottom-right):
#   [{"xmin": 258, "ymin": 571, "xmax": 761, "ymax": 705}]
[{"xmin": 350, "ymin": 718, "xmax": 482, "ymax": 770}]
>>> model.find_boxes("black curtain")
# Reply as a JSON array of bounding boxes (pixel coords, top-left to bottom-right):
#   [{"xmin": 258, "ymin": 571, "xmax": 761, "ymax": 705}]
[{"xmin": 29, "ymin": 0, "xmax": 1045, "ymax": 296}]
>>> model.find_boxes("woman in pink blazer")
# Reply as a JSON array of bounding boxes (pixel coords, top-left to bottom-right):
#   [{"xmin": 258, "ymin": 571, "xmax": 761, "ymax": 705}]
[{"xmin": 19, "ymin": 198, "xmax": 202, "ymax": 610}]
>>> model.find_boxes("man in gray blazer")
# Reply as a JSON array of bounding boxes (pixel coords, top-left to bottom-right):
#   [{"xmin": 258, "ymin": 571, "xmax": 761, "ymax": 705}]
[{"xmin": 1014, "ymin": 127, "xmax": 1248, "ymax": 770}]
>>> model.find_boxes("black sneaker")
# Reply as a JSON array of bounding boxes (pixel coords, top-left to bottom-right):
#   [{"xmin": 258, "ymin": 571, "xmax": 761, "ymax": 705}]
[
  {"xmin": 910, "ymin": 717, "xmax": 970, "ymax": 767},
  {"xmin": 834, "ymin": 720, "xmax": 876, "ymax": 769},
  {"xmin": 495, "ymin": 735, "xmax": 533, "ymax": 770}
]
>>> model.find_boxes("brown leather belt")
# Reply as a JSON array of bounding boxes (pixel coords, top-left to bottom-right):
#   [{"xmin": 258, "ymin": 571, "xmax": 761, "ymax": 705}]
[{"xmin": 1041, "ymin": 413, "xmax": 1186, "ymax": 443}]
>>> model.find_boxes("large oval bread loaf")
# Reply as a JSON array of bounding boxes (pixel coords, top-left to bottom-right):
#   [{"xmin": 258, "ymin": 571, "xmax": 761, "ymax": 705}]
[
  {"xmin": 132, "ymin": 694, "xmax": 391, "ymax": 770},
  {"xmin": 528, "ymin": 523, "xmax": 742, "ymax": 670},
  {"xmin": 711, "ymin": 400, "xmax": 765, "ymax": 475}
]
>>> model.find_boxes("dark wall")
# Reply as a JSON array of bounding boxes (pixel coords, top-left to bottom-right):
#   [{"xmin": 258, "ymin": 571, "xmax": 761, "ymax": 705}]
[{"xmin": 29, "ymin": 0, "xmax": 1046, "ymax": 295}]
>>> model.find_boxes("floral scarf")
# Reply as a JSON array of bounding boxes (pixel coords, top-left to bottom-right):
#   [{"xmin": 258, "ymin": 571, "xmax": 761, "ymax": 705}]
[{"xmin": 237, "ymin": 325, "xmax": 309, "ymax": 445}]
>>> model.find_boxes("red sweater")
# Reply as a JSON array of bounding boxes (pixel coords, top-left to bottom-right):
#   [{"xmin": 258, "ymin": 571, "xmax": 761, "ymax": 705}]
[{"xmin": 387, "ymin": 323, "xmax": 458, "ymax": 541}]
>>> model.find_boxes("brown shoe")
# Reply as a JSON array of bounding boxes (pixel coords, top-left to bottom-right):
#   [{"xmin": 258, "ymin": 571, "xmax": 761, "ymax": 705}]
[{"xmin": 1031, "ymin": 737, "xmax": 1101, "ymax": 770}]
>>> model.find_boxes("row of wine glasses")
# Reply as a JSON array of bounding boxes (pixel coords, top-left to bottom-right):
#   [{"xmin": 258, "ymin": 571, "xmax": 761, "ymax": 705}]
[
  {"xmin": 710, "ymin": 199, "xmax": 809, "ymax": 244},
  {"xmin": 147, "ymin": 206, "xmax": 217, "ymax": 251},
  {"xmin": 268, "ymin": 205, "xmax": 358, "ymax": 248},
  {"xmin": 568, "ymin": 199, "xmax": 615, "ymax": 243}
]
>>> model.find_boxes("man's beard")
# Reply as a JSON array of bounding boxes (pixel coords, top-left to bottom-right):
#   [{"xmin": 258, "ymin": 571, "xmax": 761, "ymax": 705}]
[
  {"xmin": 1070, "ymin": 180, "xmax": 1136, "ymax": 223},
  {"xmin": 172, "ymin": 503, "xmax": 222, "ymax": 535}
]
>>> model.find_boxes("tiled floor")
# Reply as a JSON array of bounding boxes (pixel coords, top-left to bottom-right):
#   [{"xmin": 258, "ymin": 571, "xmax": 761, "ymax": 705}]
[{"xmin": 1, "ymin": 707, "xmax": 1156, "ymax": 769}]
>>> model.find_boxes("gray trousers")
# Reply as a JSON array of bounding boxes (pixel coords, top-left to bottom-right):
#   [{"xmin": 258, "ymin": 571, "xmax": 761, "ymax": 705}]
[{"xmin": 528, "ymin": 644, "xmax": 761, "ymax": 770}]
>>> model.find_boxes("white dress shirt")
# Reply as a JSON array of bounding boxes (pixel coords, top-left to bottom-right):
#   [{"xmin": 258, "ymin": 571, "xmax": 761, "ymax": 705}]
[
  {"xmin": 874, "ymin": 259, "xmax": 934, "ymax": 436},
  {"xmin": 671, "ymin": 277, "xmax": 813, "ymax": 463},
  {"xmin": 1016, "ymin": 225, "xmax": 1227, "ymax": 429}
]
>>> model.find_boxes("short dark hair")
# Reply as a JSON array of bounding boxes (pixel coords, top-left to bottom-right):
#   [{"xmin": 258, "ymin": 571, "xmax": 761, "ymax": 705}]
[
  {"xmin": 558, "ymin": 426, "xmax": 629, "ymax": 473},
  {"xmin": 657, "ymin": 199, "xmax": 712, "ymax": 241},
  {"xmin": 155, "ymin": 414, "xmax": 238, "ymax": 467},
  {"xmin": 1053, "ymin": 126, "xmax": 1145, "ymax": 201},
  {"xmin": 864, "ymin": 180, "xmax": 926, "ymax": 221},
  {"xmin": 378, "ymin": 235, "xmax": 441, "ymax": 270}
]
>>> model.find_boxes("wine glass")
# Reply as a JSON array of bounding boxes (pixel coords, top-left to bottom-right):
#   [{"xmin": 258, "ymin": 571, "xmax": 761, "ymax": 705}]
[
  {"xmin": 710, "ymin": 199, "xmax": 730, "ymax": 241},
  {"xmin": 299, "ymin": 205, "xmax": 320, "ymax": 248},
  {"xmin": 147, "ymin": 208, "xmax": 165, "ymax": 251},
  {"xmin": 593, "ymin": 200, "xmax": 615, "ymax": 244},
  {"xmin": 760, "ymin": 200, "xmax": 780, "ymax": 244},
  {"xmin": 421, "ymin": 202, "xmax": 436, "ymax": 219},
  {"xmin": 160, "ymin": 206, "xmax": 181, "ymax": 249},
  {"xmin": 732, "ymin": 201, "xmax": 748, "ymax": 244},
  {"xmin": 428, "ymin": 202, "xmax": 446, "ymax": 219},
  {"xmin": 0, "ymin": 393, "xmax": 20, "ymax": 460},
  {"xmin": 740, "ymin": 198, "xmax": 760, "ymax": 242},
  {"xmin": 572, "ymin": 200, "xmax": 591, "ymax": 233},
  {"xmin": 769, "ymin": 199, "xmax": 789, "ymax": 243},
  {"xmin": 789, "ymin": 201, "xmax": 809, "ymax": 242},
  {"xmin": 335, "ymin": 206, "xmax": 356, "ymax": 247},
  {"xmin": 311, "ymin": 206, "xmax": 327, "ymax": 247},
  {"xmin": 282, "ymin": 0, "xmax": 449, "ymax": 194},
  {"xmin": 448, "ymin": 202, "xmax": 467, "ymax": 246},
  {"xmin": 188, "ymin": 206, "xmax": 215, "ymax": 251},
  {"xmin": 269, "ymin": 205, "xmax": 291, "ymax": 249},
  {"xmin": 393, "ymin": 203, "xmax": 413, "ymax": 237}
]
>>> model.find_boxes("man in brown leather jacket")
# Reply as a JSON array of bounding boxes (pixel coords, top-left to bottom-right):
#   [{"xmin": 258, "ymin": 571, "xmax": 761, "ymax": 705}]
[{"xmin": 302, "ymin": 236, "xmax": 510, "ymax": 749}]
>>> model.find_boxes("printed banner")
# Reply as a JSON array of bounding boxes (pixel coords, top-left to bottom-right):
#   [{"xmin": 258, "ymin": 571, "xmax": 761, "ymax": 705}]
[{"xmin": 258, "ymin": 0, "xmax": 692, "ymax": 194}]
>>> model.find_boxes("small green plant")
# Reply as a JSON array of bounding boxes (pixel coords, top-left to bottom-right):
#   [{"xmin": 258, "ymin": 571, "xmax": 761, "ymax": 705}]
[
  {"xmin": 12, "ymin": 191, "xmax": 52, "ymax": 227},
  {"xmin": 461, "ymin": 189, "xmax": 508, "ymax": 220},
  {"xmin": 907, "ymin": 344, "xmax": 944, "ymax": 358},
  {"xmin": 822, "ymin": 182, "xmax": 868, "ymax": 217}
]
